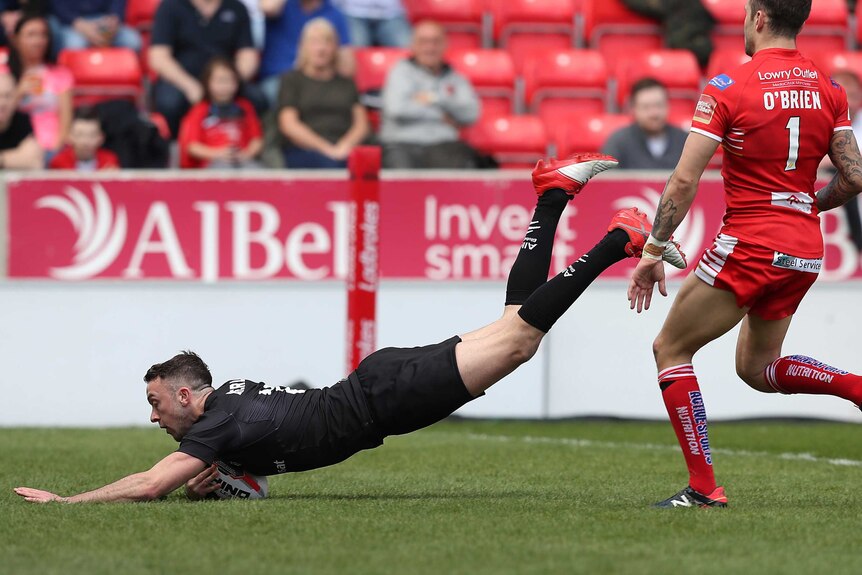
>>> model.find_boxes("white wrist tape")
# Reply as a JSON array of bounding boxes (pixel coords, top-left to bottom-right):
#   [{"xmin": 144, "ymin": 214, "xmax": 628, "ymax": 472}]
[{"xmin": 642, "ymin": 234, "xmax": 667, "ymax": 261}]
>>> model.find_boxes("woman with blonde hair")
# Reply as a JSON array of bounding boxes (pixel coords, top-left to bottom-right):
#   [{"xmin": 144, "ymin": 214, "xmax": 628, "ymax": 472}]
[{"xmin": 277, "ymin": 17, "xmax": 368, "ymax": 168}]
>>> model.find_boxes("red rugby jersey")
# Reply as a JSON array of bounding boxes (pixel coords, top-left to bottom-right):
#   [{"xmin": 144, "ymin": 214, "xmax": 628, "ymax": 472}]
[{"xmin": 692, "ymin": 48, "xmax": 851, "ymax": 258}]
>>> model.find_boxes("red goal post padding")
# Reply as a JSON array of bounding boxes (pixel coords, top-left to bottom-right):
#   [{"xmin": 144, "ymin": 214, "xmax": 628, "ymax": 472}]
[{"xmin": 346, "ymin": 146, "xmax": 382, "ymax": 372}]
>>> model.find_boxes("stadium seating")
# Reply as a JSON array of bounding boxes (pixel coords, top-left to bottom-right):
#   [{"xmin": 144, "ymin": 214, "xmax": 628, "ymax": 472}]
[
  {"xmin": 614, "ymin": 49, "xmax": 702, "ymax": 117},
  {"xmin": 522, "ymin": 48, "xmax": 608, "ymax": 122},
  {"xmin": 126, "ymin": 0, "xmax": 161, "ymax": 31},
  {"xmin": 448, "ymin": 48, "xmax": 516, "ymax": 117},
  {"xmin": 706, "ymin": 0, "xmax": 850, "ymax": 52},
  {"xmin": 354, "ymin": 47, "xmax": 410, "ymax": 94},
  {"xmin": 581, "ymin": 0, "xmax": 663, "ymax": 66},
  {"xmin": 705, "ymin": 48, "xmax": 750, "ymax": 80},
  {"xmin": 816, "ymin": 51, "xmax": 862, "ymax": 78},
  {"xmin": 553, "ymin": 112, "xmax": 629, "ymax": 156},
  {"xmin": 403, "ymin": 0, "xmax": 488, "ymax": 49},
  {"xmin": 463, "ymin": 114, "xmax": 549, "ymax": 166},
  {"xmin": 58, "ymin": 48, "xmax": 143, "ymax": 106},
  {"xmin": 493, "ymin": 0, "xmax": 578, "ymax": 71}
]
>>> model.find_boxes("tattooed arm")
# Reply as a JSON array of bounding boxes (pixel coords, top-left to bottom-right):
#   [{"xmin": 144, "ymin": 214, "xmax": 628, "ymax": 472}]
[
  {"xmin": 650, "ymin": 132, "xmax": 720, "ymax": 241},
  {"xmin": 627, "ymin": 131, "xmax": 719, "ymax": 312},
  {"xmin": 816, "ymin": 130, "xmax": 862, "ymax": 212}
]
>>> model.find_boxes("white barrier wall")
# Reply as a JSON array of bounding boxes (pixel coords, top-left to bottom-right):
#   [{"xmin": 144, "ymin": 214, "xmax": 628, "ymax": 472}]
[
  {"xmin": 2, "ymin": 172, "xmax": 861, "ymax": 425},
  {"xmin": 1, "ymin": 279, "xmax": 860, "ymax": 426}
]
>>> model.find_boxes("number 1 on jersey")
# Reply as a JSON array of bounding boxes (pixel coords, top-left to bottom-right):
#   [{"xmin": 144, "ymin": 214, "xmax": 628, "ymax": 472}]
[{"xmin": 785, "ymin": 116, "xmax": 800, "ymax": 171}]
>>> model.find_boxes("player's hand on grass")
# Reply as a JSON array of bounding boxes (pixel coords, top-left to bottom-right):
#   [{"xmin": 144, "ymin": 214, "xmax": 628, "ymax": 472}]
[
  {"xmin": 185, "ymin": 464, "xmax": 221, "ymax": 500},
  {"xmin": 628, "ymin": 258, "xmax": 667, "ymax": 313},
  {"xmin": 14, "ymin": 487, "xmax": 67, "ymax": 503}
]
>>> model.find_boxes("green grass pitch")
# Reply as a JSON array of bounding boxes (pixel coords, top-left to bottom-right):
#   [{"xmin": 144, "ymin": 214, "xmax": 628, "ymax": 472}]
[{"xmin": 2, "ymin": 420, "xmax": 861, "ymax": 575}]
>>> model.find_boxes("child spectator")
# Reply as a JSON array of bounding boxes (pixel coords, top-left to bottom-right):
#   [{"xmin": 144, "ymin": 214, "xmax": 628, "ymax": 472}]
[
  {"xmin": 9, "ymin": 12, "xmax": 72, "ymax": 156},
  {"xmin": 49, "ymin": 106, "xmax": 119, "ymax": 170},
  {"xmin": 178, "ymin": 57, "xmax": 263, "ymax": 169}
]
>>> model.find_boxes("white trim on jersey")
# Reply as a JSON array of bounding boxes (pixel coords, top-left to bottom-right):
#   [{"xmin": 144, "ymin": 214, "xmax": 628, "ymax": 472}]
[
  {"xmin": 695, "ymin": 234, "xmax": 739, "ymax": 286},
  {"xmin": 690, "ymin": 127, "xmax": 723, "ymax": 142},
  {"xmin": 834, "ymin": 126, "xmax": 854, "ymax": 132}
]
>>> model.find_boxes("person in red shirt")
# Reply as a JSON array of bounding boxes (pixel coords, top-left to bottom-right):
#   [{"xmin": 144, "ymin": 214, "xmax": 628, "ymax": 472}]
[
  {"xmin": 628, "ymin": 0, "xmax": 862, "ymax": 509},
  {"xmin": 49, "ymin": 107, "xmax": 119, "ymax": 171},
  {"xmin": 178, "ymin": 57, "xmax": 263, "ymax": 169}
]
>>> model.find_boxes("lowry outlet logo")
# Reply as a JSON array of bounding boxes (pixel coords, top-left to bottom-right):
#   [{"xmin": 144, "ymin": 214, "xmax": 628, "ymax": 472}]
[{"xmin": 35, "ymin": 184, "xmax": 128, "ymax": 280}]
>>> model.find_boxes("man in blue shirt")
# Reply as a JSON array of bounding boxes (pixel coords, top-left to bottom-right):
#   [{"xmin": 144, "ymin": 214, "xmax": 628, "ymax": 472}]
[
  {"xmin": 48, "ymin": 0, "xmax": 142, "ymax": 52},
  {"xmin": 259, "ymin": 0, "xmax": 352, "ymax": 106}
]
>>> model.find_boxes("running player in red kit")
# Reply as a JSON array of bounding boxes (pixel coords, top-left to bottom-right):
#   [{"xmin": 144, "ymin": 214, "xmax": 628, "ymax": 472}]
[{"xmin": 628, "ymin": 0, "xmax": 862, "ymax": 508}]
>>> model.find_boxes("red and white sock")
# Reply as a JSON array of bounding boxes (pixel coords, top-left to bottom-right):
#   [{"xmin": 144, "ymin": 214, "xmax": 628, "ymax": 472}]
[
  {"xmin": 765, "ymin": 355, "xmax": 862, "ymax": 405},
  {"xmin": 658, "ymin": 364, "xmax": 717, "ymax": 496}
]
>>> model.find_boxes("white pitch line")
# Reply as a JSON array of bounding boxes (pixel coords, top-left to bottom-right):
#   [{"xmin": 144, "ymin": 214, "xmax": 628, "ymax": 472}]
[{"xmin": 457, "ymin": 432, "xmax": 862, "ymax": 468}]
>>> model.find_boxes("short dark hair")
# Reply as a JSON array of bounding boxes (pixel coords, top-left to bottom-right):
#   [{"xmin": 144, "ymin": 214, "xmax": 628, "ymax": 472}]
[
  {"xmin": 144, "ymin": 351, "xmax": 213, "ymax": 391},
  {"xmin": 630, "ymin": 77, "xmax": 668, "ymax": 103},
  {"xmin": 749, "ymin": 0, "xmax": 811, "ymax": 38},
  {"xmin": 73, "ymin": 106, "xmax": 101, "ymax": 126}
]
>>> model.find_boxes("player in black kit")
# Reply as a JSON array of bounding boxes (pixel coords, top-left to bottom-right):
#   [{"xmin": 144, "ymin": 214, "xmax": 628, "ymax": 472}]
[{"xmin": 14, "ymin": 154, "xmax": 687, "ymax": 503}]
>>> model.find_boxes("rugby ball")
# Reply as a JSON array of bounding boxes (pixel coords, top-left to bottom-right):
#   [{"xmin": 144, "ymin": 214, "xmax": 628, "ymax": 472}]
[{"xmin": 210, "ymin": 460, "xmax": 269, "ymax": 500}]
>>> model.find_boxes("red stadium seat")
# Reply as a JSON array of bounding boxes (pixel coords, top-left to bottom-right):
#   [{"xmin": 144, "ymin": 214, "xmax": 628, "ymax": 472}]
[
  {"xmin": 815, "ymin": 51, "xmax": 862, "ymax": 78},
  {"xmin": 463, "ymin": 114, "xmax": 549, "ymax": 167},
  {"xmin": 149, "ymin": 112, "xmax": 171, "ymax": 141},
  {"xmin": 705, "ymin": 48, "xmax": 750, "ymax": 80},
  {"xmin": 553, "ymin": 113, "xmax": 630, "ymax": 156},
  {"xmin": 354, "ymin": 47, "xmax": 410, "ymax": 93},
  {"xmin": 58, "ymin": 48, "xmax": 143, "ymax": 106},
  {"xmin": 522, "ymin": 49, "xmax": 608, "ymax": 118},
  {"xmin": 126, "ymin": 0, "xmax": 161, "ymax": 31},
  {"xmin": 448, "ymin": 48, "xmax": 516, "ymax": 115},
  {"xmin": 702, "ymin": 0, "xmax": 743, "ymax": 24},
  {"xmin": 403, "ymin": 0, "xmax": 488, "ymax": 49},
  {"xmin": 494, "ymin": 0, "xmax": 577, "ymax": 57},
  {"xmin": 706, "ymin": 0, "xmax": 850, "ymax": 53},
  {"xmin": 582, "ymin": 0, "xmax": 663, "ymax": 65},
  {"xmin": 615, "ymin": 49, "xmax": 702, "ymax": 110}
]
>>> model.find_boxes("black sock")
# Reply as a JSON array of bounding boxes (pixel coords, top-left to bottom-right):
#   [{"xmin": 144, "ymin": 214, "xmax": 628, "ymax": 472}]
[
  {"xmin": 517, "ymin": 229, "xmax": 630, "ymax": 333},
  {"xmin": 505, "ymin": 189, "xmax": 570, "ymax": 305}
]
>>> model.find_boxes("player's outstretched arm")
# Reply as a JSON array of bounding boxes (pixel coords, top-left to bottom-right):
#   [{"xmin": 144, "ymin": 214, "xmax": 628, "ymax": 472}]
[
  {"xmin": 816, "ymin": 130, "xmax": 862, "ymax": 212},
  {"xmin": 13, "ymin": 452, "xmax": 207, "ymax": 504},
  {"xmin": 628, "ymin": 132, "xmax": 718, "ymax": 313}
]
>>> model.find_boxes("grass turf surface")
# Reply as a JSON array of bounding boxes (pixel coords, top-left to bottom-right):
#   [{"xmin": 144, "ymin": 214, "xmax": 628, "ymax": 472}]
[{"xmin": 2, "ymin": 420, "xmax": 861, "ymax": 575}]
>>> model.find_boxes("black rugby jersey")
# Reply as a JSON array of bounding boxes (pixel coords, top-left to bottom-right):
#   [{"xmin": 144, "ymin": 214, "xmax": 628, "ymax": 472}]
[{"xmin": 176, "ymin": 375, "xmax": 382, "ymax": 475}]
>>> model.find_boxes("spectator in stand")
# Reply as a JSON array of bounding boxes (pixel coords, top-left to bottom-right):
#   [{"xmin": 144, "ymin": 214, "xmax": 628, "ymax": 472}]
[
  {"xmin": 9, "ymin": 13, "xmax": 72, "ymax": 156},
  {"xmin": 179, "ymin": 57, "xmax": 263, "ymax": 169},
  {"xmin": 149, "ymin": 0, "xmax": 263, "ymax": 137},
  {"xmin": 49, "ymin": 106, "xmax": 119, "ymax": 170},
  {"xmin": 601, "ymin": 78, "xmax": 687, "ymax": 170},
  {"xmin": 0, "ymin": 70, "xmax": 43, "ymax": 168},
  {"xmin": 259, "ymin": 0, "xmax": 352, "ymax": 107},
  {"xmin": 277, "ymin": 18, "xmax": 367, "ymax": 168},
  {"xmin": 379, "ymin": 20, "xmax": 480, "ymax": 169},
  {"xmin": 0, "ymin": 1, "xmax": 47, "ymax": 46},
  {"xmin": 47, "ymin": 0, "xmax": 142, "ymax": 52},
  {"xmin": 334, "ymin": 0, "xmax": 410, "ymax": 48}
]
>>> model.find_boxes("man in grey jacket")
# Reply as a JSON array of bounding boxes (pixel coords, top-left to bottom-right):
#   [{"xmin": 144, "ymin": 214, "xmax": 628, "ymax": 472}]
[{"xmin": 380, "ymin": 21, "xmax": 481, "ymax": 169}]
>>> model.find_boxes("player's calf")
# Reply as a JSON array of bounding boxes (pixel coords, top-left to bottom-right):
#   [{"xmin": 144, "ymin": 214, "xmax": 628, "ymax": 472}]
[{"xmin": 764, "ymin": 355, "xmax": 862, "ymax": 407}]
